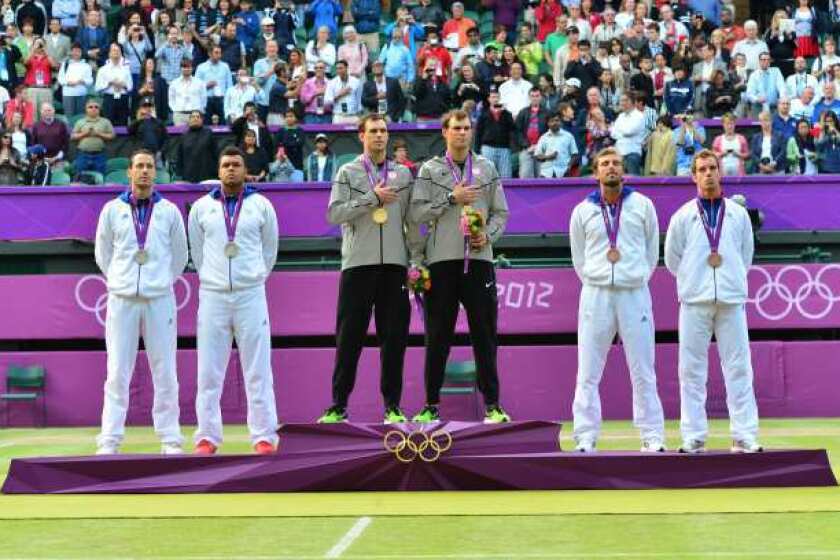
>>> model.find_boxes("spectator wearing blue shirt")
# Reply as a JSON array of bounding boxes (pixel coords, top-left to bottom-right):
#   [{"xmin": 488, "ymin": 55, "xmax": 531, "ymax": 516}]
[
  {"xmin": 688, "ymin": 0, "xmax": 721, "ymax": 27},
  {"xmin": 352, "ymin": 0, "xmax": 381, "ymax": 56},
  {"xmin": 155, "ymin": 26, "xmax": 192, "ymax": 122},
  {"xmin": 811, "ymin": 82, "xmax": 840, "ymax": 124},
  {"xmin": 195, "ymin": 45, "xmax": 233, "ymax": 125},
  {"xmin": 672, "ymin": 116, "xmax": 706, "ymax": 176},
  {"xmin": 534, "ymin": 112, "xmax": 579, "ymax": 178},
  {"xmin": 306, "ymin": 0, "xmax": 342, "ymax": 41},
  {"xmin": 253, "ymin": 41, "xmax": 283, "ymax": 123},
  {"xmin": 378, "ymin": 28, "xmax": 415, "ymax": 88},
  {"xmin": 816, "ymin": 111, "xmax": 840, "ymax": 173},
  {"xmin": 75, "ymin": 10, "xmax": 109, "ymax": 65},
  {"xmin": 383, "ymin": 8, "xmax": 425, "ymax": 59},
  {"xmin": 664, "ymin": 66, "xmax": 694, "ymax": 116},
  {"xmin": 772, "ymin": 98, "xmax": 797, "ymax": 143},
  {"xmin": 234, "ymin": 0, "xmax": 261, "ymax": 54},
  {"xmin": 270, "ymin": 2, "xmax": 298, "ymax": 59}
]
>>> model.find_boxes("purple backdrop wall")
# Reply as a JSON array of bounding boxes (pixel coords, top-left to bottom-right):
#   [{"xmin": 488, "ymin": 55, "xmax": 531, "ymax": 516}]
[
  {"xmin": 1, "ymin": 175, "xmax": 839, "ymax": 241},
  {"xmin": 3, "ymin": 265, "xmax": 839, "ymax": 341},
  {"xmin": 1, "ymin": 341, "xmax": 837, "ymax": 427}
]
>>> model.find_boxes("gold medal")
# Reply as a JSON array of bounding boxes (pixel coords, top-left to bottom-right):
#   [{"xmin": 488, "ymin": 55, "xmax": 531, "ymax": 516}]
[
  {"xmin": 134, "ymin": 249, "xmax": 149, "ymax": 265},
  {"xmin": 606, "ymin": 247, "xmax": 621, "ymax": 263},
  {"xmin": 224, "ymin": 241, "xmax": 239, "ymax": 258},
  {"xmin": 708, "ymin": 253, "xmax": 722, "ymax": 268},
  {"xmin": 372, "ymin": 207, "xmax": 388, "ymax": 224}
]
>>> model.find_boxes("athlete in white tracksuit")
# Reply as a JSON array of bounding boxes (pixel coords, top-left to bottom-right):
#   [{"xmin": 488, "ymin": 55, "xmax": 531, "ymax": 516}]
[
  {"xmin": 94, "ymin": 151, "xmax": 188, "ymax": 455},
  {"xmin": 189, "ymin": 148, "xmax": 279, "ymax": 453},
  {"xmin": 569, "ymin": 147, "xmax": 666, "ymax": 452},
  {"xmin": 664, "ymin": 149, "xmax": 762, "ymax": 453}
]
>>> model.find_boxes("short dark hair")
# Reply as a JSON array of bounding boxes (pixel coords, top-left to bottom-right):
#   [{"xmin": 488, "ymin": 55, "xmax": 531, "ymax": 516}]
[
  {"xmin": 129, "ymin": 149, "xmax": 156, "ymax": 167},
  {"xmin": 578, "ymin": 39, "xmax": 591, "ymax": 48},
  {"xmin": 219, "ymin": 145, "xmax": 246, "ymax": 161},
  {"xmin": 358, "ymin": 112, "xmax": 387, "ymax": 133},
  {"xmin": 336, "ymin": 59, "xmax": 348, "ymax": 68},
  {"xmin": 441, "ymin": 109, "xmax": 471, "ymax": 129}
]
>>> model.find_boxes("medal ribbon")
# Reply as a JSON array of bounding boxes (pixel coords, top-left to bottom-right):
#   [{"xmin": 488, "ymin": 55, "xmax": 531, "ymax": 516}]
[
  {"xmin": 599, "ymin": 193, "xmax": 623, "ymax": 253},
  {"xmin": 130, "ymin": 194, "xmax": 155, "ymax": 252},
  {"xmin": 696, "ymin": 197, "xmax": 726, "ymax": 255},
  {"xmin": 220, "ymin": 189, "xmax": 245, "ymax": 243},
  {"xmin": 447, "ymin": 152, "xmax": 475, "ymax": 274},
  {"xmin": 361, "ymin": 155, "xmax": 389, "ymax": 195}
]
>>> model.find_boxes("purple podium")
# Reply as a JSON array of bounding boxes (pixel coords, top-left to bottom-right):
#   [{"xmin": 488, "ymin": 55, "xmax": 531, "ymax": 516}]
[{"xmin": 2, "ymin": 422, "xmax": 836, "ymax": 494}]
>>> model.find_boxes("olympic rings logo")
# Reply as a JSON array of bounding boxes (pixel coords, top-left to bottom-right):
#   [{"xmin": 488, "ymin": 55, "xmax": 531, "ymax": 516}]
[
  {"xmin": 74, "ymin": 274, "xmax": 193, "ymax": 326},
  {"xmin": 747, "ymin": 265, "xmax": 840, "ymax": 321},
  {"xmin": 383, "ymin": 429, "xmax": 452, "ymax": 463}
]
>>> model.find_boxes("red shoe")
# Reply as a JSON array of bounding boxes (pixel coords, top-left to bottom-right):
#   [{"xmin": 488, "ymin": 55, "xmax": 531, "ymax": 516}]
[
  {"xmin": 194, "ymin": 439, "xmax": 217, "ymax": 455},
  {"xmin": 254, "ymin": 441, "xmax": 277, "ymax": 455}
]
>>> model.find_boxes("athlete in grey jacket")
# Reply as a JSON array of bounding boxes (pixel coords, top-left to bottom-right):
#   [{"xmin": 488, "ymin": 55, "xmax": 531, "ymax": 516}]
[
  {"xmin": 318, "ymin": 113, "xmax": 425, "ymax": 424},
  {"xmin": 409, "ymin": 109, "xmax": 512, "ymax": 424}
]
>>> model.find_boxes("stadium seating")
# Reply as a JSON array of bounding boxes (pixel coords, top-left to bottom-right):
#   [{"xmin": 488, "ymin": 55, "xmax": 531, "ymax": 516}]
[{"xmin": 1, "ymin": 365, "xmax": 46, "ymax": 427}]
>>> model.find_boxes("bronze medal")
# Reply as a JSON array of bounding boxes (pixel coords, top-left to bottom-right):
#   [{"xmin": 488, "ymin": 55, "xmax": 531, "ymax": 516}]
[
  {"xmin": 708, "ymin": 253, "xmax": 722, "ymax": 268},
  {"xmin": 606, "ymin": 247, "xmax": 621, "ymax": 263},
  {"xmin": 224, "ymin": 241, "xmax": 239, "ymax": 258},
  {"xmin": 372, "ymin": 207, "xmax": 388, "ymax": 224}
]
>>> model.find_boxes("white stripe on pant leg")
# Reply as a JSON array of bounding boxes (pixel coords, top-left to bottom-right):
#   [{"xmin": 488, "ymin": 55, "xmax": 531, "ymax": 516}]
[
  {"xmin": 143, "ymin": 293, "xmax": 183, "ymax": 446},
  {"xmin": 678, "ymin": 302, "xmax": 713, "ymax": 444},
  {"xmin": 616, "ymin": 287, "xmax": 664, "ymax": 442},
  {"xmin": 98, "ymin": 295, "xmax": 142, "ymax": 448},
  {"xmin": 715, "ymin": 303, "xmax": 760, "ymax": 442},
  {"xmin": 233, "ymin": 286, "xmax": 278, "ymax": 446},
  {"xmin": 572, "ymin": 285, "xmax": 617, "ymax": 443},
  {"xmin": 194, "ymin": 290, "xmax": 235, "ymax": 446},
  {"xmin": 324, "ymin": 516, "xmax": 372, "ymax": 559}
]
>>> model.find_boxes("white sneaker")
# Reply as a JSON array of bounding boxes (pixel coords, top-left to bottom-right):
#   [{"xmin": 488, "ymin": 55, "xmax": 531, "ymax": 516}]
[
  {"xmin": 678, "ymin": 440, "xmax": 707, "ymax": 454},
  {"xmin": 641, "ymin": 439, "xmax": 666, "ymax": 453},
  {"xmin": 95, "ymin": 444, "xmax": 119, "ymax": 455},
  {"xmin": 731, "ymin": 439, "xmax": 764, "ymax": 453},
  {"xmin": 575, "ymin": 439, "xmax": 596, "ymax": 453},
  {"xmin": 161, "ymin": 442, "xmax": 184, "ymax": 455}
]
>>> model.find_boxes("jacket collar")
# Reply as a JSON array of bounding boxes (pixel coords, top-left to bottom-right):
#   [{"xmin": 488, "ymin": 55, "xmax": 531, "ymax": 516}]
[
  {"xmin": 210, "ymin": 185, "xmax": 259, "ymax": 199},
  {"xmin": 587, "ymin": 185, "xmax": 635, "ymax": 205},
  {"xmin": 119, "ymin": 190, "xmax": 162, "ymax": 203}
]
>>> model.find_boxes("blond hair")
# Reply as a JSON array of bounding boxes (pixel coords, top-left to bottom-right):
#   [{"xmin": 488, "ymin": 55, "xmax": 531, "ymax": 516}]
[{"xmin": 690, "ymin": 149, "xmax": 720, "ymax": 174}]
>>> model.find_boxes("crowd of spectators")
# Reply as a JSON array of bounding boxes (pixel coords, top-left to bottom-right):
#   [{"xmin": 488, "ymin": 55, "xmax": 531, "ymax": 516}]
[{"xmin": 1, "ymin": 0, "xmax": 840, "ymax": 185}]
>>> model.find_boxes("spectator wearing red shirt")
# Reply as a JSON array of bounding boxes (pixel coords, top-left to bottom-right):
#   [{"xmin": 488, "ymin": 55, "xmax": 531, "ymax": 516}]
[
  {"xmin": 534, "ymin": 0, "xmax": 562, "ymax": 42},
  {"xmin": 718, "ymin": 7, "xmax": 744, "ymax": 52},
  {"xmin": 441, "ymin": 2, "xmax": 476, "ymax": 50},
  {"xmin": 416, "ymin": 28, "xmax": 453, "ymax": 84},
  {"xmin": 5, "ymin": 84, "xmax": 35, "ymax": 129},
  {"xmin": 23, "ymin": 38, "xmax": 54, "ymax": 122}
]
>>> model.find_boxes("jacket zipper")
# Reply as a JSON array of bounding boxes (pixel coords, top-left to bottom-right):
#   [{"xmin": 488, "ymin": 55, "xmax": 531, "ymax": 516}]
[
  {"xmin": 228, "ymin": 257, "xmax": 233, "ymax": 292},
  {"xmin": 136, "ymin": 262, "xmax": 141, "ymax": 297},
  {"xmin": 713, "ymin": 267, "xmax": 717, "ymax": 304},
  {"xmin": 379, "ymin": 223, "xmax": 384, "ymax": 265}
]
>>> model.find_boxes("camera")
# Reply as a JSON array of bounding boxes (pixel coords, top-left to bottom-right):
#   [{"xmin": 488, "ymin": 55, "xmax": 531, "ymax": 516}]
[
  {"xmin": 683, "ymin": 146, "xmax": 695, "ymax": 155},
  {"xmin": 760, "ymin": 157, "xmax": 771, "ymax": 166}
]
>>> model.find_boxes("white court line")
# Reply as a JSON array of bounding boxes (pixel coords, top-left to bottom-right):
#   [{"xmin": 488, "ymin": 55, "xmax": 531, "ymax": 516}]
[
  {"xmin": 0, "ymin": 442, "xmax": 14, "ymax": 448},
  {"xmin": 2, "ymin": 552, "xmax": 840, "ymax": 560},
  {"xmin": 323, "ymin": 516, "xmax": 373, "ymax": 558}
]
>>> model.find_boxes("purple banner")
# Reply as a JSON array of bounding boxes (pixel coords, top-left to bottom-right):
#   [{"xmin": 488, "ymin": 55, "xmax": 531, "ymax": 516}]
[
  {"xmin": 1, "ymin": 340, "xmax": 837, "ymax": 426},
  {"xmin": 3, "ymin": 265, "xmax": 840, "ymax": 341},
  {"xmin": 1, "ymin": 176, "xmax": 839, "ymax": 241}
]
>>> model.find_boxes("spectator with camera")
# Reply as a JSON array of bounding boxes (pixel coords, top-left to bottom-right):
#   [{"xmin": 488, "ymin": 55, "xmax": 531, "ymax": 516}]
[
  {"xmin": 750, "ymin": 110, "xmax": 787, "ymax": 175},
  {"xmin": 361, "ymin": 60, "xmax": 405, "ymax": 122},
  {"xmin": 414, "ymin": 58, "xmax": 452, "ymax": 122},
  {"xmin": 711, "ymin": 112, "xmax": 749, "ymax": 176},
  {"xmin": 816, "ymin": 110, "xmax": 840, "ymax": 173},
  {"xmin": 787, "ymin": 118, "xmax": 818, "ymax": 176},
  {"xmin": 23, "ymin": 36, "xmax": 53, "ymax": 121},
  {"xmin": 672, "ymin": 114, "xmax": 706, "ymax": 177}
]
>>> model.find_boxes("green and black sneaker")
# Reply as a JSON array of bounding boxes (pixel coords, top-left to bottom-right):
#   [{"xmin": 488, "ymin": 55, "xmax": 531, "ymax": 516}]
[
  {"xmin": 383, "ymin": 406, "xmax": 408, "ymax": 424},
  {"xmin": 484, "ymin": 405, "xmax": 511, "ymax": 424},
  {"xmin": 317, "ymin": 405, "xmax": 348, "ymax": 423},
  {"xmin": 411, "ymin": 404, "xmax": 441, "ymax": 423}
]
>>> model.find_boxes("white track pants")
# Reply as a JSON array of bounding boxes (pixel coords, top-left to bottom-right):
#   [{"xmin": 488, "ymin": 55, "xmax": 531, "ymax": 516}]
[
  {"xmin": 98, "ymin": 293, "xmax": 182, "ymax": 448},
  {"xmin": 678, "ymin": 302, "xmax": 759, "ymax": 443},
  {"xmin": 194, "ymin": 286, "xmax": 278, "ymax": 447},
  {"xmin": 572, "ymin": 284, "xmax": 665, "ymax": 443}
]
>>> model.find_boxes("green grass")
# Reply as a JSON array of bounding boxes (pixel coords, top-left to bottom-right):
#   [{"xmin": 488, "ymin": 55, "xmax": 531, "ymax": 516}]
[{"xmin": 0, "ymin": 419, "xmax": 838, "ymax": 559}]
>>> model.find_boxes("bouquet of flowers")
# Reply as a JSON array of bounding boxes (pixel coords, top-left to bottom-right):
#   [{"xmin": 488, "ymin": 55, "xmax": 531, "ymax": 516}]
[
  {"xmin": 460, "ymin": 205, "xmax": 485, "ymax": 273},
  {"xmin": 407, "ymin": 264, "xmax": 431, "ymax": 317}
]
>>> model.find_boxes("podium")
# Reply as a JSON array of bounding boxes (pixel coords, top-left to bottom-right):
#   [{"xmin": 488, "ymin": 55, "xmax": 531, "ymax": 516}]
[{"xmin": 3, "ymin": 421, "xmax": 836, "ymax": 494}]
